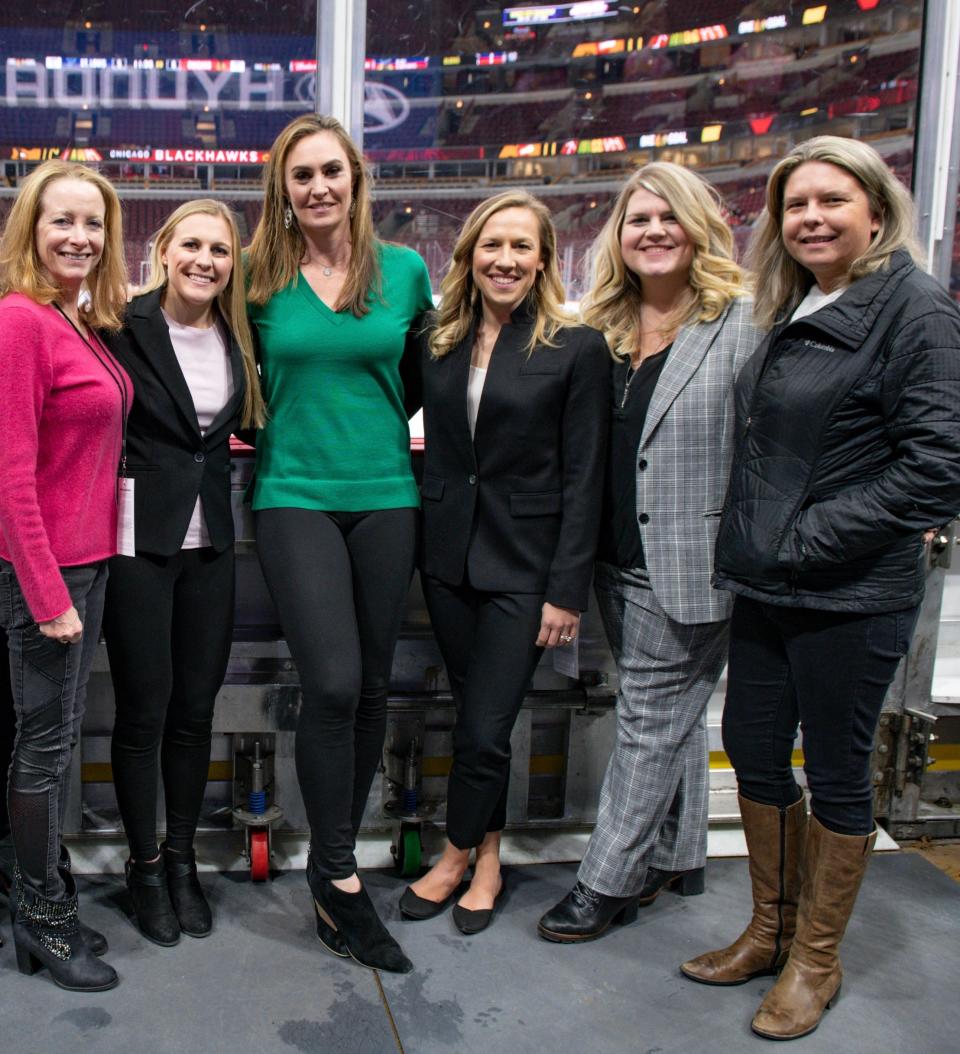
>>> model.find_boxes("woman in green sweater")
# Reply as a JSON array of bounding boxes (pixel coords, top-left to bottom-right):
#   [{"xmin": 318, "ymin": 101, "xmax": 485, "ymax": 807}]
[{"xmin": 246, "ymin": 114, "xmax": 431, "ymax": 974}]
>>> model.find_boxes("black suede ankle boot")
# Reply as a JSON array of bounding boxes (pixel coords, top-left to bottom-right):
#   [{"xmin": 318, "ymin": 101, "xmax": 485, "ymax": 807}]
[
  {"xmin": 307, "ymin": 860, "xmax": 412, "ymax": 973},
  {"xmin": 126, "ymin": 856, "xmax": 180, "ymax": 946},
  {"xmin": 162, "ymin": 844, "xmax": 212, "ymax": 937},
  {"xmin": 12, "ymin": 868, "xmax": 118, "ymax": 992}
]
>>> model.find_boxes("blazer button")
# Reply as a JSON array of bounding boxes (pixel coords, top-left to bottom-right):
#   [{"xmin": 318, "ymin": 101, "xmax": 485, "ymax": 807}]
[
  {"xmin": 638, "ymin": 458, "xmax": 648, "ymax": 471},
  {"xmin": 194, "ymin": 451, "xmax": 206, "ymax": 464},
  {"xmin": 638, "ymin": 513, "xmax": 650, "ymax": 525},
  {"xmin": 468, "ymin": 474, "xmax": 477, "ymax": 485}
]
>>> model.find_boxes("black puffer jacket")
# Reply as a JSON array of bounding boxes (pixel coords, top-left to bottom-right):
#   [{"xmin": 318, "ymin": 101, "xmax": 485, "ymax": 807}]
[{"xmin": 715, "ymin": 251, "xmax": 960, "ymax": 612}]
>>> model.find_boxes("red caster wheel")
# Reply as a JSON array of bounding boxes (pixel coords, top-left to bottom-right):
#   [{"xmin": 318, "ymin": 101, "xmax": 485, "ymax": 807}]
[{"xmin": 250, "ymin": 829, "xmax": 270, "ymax": 882}]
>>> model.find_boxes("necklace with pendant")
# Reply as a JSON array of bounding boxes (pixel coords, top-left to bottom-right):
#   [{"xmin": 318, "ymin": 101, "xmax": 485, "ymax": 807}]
[{"xmin": 322, "ymin": 266, "xmax": 333, "ymax": 277}]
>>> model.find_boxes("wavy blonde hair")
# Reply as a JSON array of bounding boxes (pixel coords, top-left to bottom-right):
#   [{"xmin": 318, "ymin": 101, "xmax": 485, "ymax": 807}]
[
  {"xmin": 430, "ymin": 191, "xmax": 572, "ymax": 359},
  {"xmin": 0, "ymin": 159, "xmax": 127, "ymax": 331},
  {"xmin": 581, "ymin": 162, "xmax": 746, "ymax": 361},
  {"xmin": 246, "ymin": 114, "xmax": 380, "ymax": 316},
  {"xmin": 141, "ymin": 199, "xmax": 265, "ymax": 428},
  {"xmin": 748, "ymin": 136, "xmax": 923, "ymax": 330}
]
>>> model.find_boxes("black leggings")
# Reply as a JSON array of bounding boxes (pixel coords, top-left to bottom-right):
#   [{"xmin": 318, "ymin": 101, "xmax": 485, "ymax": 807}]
[
  {"xmin": 255, "ymin": 507, "xmax": 416, "ymax": 879},
  {"xmin": 104, "ymin": 547, "xmax": 234, "ymax": 861}
]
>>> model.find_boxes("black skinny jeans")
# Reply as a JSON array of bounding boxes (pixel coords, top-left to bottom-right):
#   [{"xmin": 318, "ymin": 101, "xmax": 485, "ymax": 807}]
[
  {"xmin": 104, "ymin": 547, "xmax": 234, "ymax": 861},
  {"xmin": 422, "ymin": 574, "xmax": 544, "ymax": 850},
  {"xmin": 255, "ymin": 507, "xmax": 416, "ymax": 879},
  {"xmin": 1, "ymin": 559, "xmax": 107, "ymax": 899},
  {"xmin": 722, "ymin": 595, "xmax": 919, "ymax": 836}
]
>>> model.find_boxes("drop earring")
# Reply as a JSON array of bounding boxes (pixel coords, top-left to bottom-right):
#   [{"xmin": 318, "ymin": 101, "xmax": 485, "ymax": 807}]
[
  {"xmin": 283, "ymin": 206, "xmax": 293, "ymax": 229},
  {"xmin": 349, "ymin": 201, "xmax": 356, "ymax": 218}
]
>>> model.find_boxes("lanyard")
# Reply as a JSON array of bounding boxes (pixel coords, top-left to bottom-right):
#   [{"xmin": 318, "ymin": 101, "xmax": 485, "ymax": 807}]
[{"xmin": 54, "ymin": 303, "xmax": 129, "ymax": 480}]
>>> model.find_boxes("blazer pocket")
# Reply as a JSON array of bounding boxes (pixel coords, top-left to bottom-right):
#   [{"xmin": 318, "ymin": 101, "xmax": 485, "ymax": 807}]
[
  {"xmin": 421, "ymin": 475, "xmax": 446, "ymax": 501},
  {"xmin": 510, "ymin": 490, "xmax": 562, "ymax": 517}
]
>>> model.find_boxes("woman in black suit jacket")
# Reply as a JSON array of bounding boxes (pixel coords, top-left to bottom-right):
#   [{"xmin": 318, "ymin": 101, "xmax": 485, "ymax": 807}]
[
  {"xmin": 399, "ymin": 191, "xmax": 609, "ymax": 933},
  {"xmin": 103, "ymin": 200, "xmax": 264, "ymax": 946}
]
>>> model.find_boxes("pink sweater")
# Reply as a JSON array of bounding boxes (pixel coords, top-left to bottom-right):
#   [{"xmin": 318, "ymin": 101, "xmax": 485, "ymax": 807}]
[{"xmin": 0, "ymin": 294, "xmax": 132, "ymax": 622}]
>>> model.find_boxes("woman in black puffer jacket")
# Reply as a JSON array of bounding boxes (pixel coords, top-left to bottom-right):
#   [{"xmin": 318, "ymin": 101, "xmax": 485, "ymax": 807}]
[{"xmin": 681, "ymin": 137, "xmax": 960, "ymax": 1041}]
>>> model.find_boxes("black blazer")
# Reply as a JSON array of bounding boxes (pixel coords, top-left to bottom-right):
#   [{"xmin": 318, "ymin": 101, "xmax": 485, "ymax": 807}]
[
  {"xmin": 417, "ymin": 308, "xmax": 610, "ymax": 611},
  {"xmin": 104, "ymin": 289, "xmax": 246, "ymax": 556}
]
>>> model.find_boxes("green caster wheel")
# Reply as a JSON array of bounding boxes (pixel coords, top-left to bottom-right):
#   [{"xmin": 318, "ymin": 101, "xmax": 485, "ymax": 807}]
[{"xmin": 395, "ymin": 823, "xmax": 422, "ymax": 877}]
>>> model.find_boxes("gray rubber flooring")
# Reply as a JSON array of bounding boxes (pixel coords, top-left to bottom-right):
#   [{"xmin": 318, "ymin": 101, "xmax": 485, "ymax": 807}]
[{"xmin": 1, "ymin": 853, "xmax": 957, "ymax": 1054}]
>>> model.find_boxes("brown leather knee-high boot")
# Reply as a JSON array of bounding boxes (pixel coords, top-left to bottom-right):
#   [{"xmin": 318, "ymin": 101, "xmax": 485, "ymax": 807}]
[
  {"xmin": 681, "ymin": 795, "xmax": 807, "ymax": 985},
  {"xmin": 751, "ymin": 817, "xmax": 877, "ymax": 1040}
]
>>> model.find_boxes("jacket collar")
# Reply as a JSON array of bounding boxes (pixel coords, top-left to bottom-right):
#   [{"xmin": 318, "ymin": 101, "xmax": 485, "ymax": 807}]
[
  {"xmin": 127, "ymin": 288, "xmax": 244, "ymax": 439},
  {"xmin": 780, "ymin": 249, "xmax": 915, "ymax": 351}
]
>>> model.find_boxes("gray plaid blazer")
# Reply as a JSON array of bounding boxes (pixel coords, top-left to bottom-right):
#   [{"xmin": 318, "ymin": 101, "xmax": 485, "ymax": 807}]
[{"xmin": 635, "ymin": 295, "xmax": 759, "ymax": 625}]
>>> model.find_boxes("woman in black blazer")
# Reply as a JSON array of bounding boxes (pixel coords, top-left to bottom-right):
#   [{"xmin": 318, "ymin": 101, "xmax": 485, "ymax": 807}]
[
  {"xmin": 399, "ymin": 191, "xmax": 609, "ymax": 933},
  {"xmin": 103, "ymin": 200, "xmax": 264, "ymax": 946}
]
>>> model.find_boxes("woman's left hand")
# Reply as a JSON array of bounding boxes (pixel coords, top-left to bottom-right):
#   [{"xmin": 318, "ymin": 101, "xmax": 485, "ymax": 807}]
[{"xmin": 537, "ymin": 603, "xmax": 580, "ymax": 649}]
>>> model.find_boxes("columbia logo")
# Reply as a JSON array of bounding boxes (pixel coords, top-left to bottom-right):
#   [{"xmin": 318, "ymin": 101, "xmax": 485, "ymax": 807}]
[{"xmin": 802, "ymin": 339, "xmax": 836, "ymax": 353}]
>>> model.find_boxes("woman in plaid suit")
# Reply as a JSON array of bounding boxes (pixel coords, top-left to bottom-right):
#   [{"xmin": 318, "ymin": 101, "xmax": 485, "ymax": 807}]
[{"xmin": 539, "ymin": 162, "xmax": 759, "ymax": 942}]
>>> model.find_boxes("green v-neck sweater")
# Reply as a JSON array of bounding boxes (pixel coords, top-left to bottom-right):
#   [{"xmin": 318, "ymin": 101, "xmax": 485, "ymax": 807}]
[{"xmin": 249, "ymin": 243, "xmax": 432, "ymax": 512}]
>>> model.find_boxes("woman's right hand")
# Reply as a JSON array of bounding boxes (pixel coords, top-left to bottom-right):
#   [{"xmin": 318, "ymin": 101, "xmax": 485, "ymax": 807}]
[{"xmin": 38, "ymin": 606, "xmax": 83, "ymax": 645}]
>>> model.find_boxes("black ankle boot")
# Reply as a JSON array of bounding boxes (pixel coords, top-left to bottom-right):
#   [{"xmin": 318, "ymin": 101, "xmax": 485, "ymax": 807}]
[
  {"xmin": 12, "ymin": 868, "xmax": 118, "ymax": 992},
  {"xmin": 307, "ymin": 860, "xmax": 412, "ymax": 974},
  {"xmin": 537, "ymin": 881, "xmax": 641, "ymax": 943},
  {"xmin": 306, "ymin": 855, "xmax": 348, "ymax": 958},
  {"xmin": 126, "ymin": 857, "xmax": 180, "ymax": 946},
  {"xmin": 636, "ymin": 865, "xmax": 705, "ymax": 904},
  {"xmin": 58, "ymin": 844, "xmax": 108, "ymax": 956},
  {"xmin": 162, "ymin": 844, "xmax": 212, "ymax": 937}
]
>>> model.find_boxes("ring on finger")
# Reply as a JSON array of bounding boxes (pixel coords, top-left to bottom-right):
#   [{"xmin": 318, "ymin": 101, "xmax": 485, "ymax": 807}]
[{"xmin": 559, "ymin": 634, "xmax": 574, "ymax": 644}]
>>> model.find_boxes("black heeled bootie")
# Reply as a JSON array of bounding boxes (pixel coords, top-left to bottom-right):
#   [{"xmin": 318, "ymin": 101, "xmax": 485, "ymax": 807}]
[
  {"xmin": 58, "ymin": 844, "xmax": 108, "ymax": 956},
  {"xmin": 162, "ymin": 844, "xmax": 212, "ymax": 937},
  {"xmin": 537, "ymin": 880, "xmax": 641, "ymax": 943},
  {"xmin": 636, "ymin": 866, "xmax": 705, "ymax": 904},
  {"xmin": 12, "ymin": 868, "xmax": 118, "ymax": 992},
  {"xmin": 308, "ymin": 863, "xmax": 412, "ymax": 973},
  {"xmin": 126, "ymin": 857, "xmax": 180, "ymax": 946},
  {"xmin": 306, "ymin": 855, "xmax": 348, "ymax": 957}
]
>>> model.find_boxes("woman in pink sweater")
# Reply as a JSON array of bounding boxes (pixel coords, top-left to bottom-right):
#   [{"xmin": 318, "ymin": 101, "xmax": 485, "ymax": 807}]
[{"xmin": 0, "ymin": 160, "xmax": 130, "ymax": 991}]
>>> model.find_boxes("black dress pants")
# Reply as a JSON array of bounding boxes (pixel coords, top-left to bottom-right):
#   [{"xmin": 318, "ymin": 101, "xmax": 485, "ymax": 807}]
[
  {"xmin": 104, "ymin": 547, "xmax": 234, "ymax": 861},
  {"xmin": 422, "ymin": 573, "xmax": 544, "ymax": 850},
  {"xmin": 255, "ymin": 507, "xmax": 416, "ymax": 879},
  {"xmin": 722, "ymin": 596, "xmax": 919, "ymax": 836}
]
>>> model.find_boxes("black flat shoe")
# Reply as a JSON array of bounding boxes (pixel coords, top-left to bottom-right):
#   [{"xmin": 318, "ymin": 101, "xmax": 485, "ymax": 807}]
[
  {"xmin": 637, "ymin": 866, "xmax": 705, "ymax": 905},
  {"xmin": 399, "ymin": 884, "xmax": 460, "ymax": 921},
  {"xmin": 537, "ymin": 881, "xmax": 640, "ymax": 943},
  {"xmin": 452, "ymin": 879, "xmax": 503, "ymax": 936}
]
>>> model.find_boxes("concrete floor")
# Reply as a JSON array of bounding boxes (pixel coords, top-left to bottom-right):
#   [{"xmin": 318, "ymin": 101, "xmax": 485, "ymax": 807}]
[{"xmin": 1, "ymin": 852, "xmax": 958, "ymax": 1054}]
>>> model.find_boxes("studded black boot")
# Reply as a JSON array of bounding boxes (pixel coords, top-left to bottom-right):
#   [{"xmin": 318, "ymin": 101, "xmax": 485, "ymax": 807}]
[{"xmin": 12, "ymin": 868, "xmax": 118, "ymax": 992}]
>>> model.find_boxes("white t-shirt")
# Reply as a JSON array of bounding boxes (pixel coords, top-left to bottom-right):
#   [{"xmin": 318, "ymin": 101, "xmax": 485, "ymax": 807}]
[
  {"xmin": 790, "ymin": 283, "xmax": 847, "ymax": 323},
  {"xmin": 162, "ymin": 309, "xmax": 234, "ymax": 548},
  {"xmin": 467, "ymin": 364, "xmax": 487, "ymax": 439}
]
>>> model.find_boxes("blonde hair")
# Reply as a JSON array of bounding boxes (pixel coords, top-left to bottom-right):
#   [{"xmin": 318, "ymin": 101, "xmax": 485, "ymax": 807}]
[
  {"xmin": 141, "ymin": 199, "xmax": 265, "ymax": 428},
  {"xmin": 246, "ymin": 114, "xmax": 380, "ymax": 316},
  {"xmin": 581, "ymin": 162, "xmax": 746, "ymax": 361},
  {"xmin": 429, "ymin": 191, "xmax": 571, "ymax": 359},
  {"xmin": 0, "ymin": 159, "xmax": 128, "ymax": 331},
  {"xmin": 748, "ymin": 135, "xmax": 923, "ymax": 330}
]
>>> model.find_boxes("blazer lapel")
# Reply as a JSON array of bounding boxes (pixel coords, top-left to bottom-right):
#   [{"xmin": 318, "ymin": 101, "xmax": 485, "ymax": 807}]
[
  {"xmin": 205, "ymin": 327, "xmax": 245, "ymax": 439},
  {"xmin": 640, "ymin": 309, "xmax": 726, "ymax": 448},
  {"xmin": 440, "ymin": 322, "xmax": 478, "ymax": 469},
  {"xmin": 129, "ymin": 291, "xmax": 203, "ymax": 440},
  {"xmin": 472, "ymin": 317, "xmax": 528, "ymax": 450}
]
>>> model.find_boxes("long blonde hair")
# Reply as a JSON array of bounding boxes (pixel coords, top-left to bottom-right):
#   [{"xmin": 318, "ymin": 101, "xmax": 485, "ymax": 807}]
[
  {"xmin": 0, "ymin": 159, "xmax": 128, "ymax": 331},
  {"xmin": 581, "ymin": 162, "xmax": 746, "ymax": 361},
  {"xmin": 142, "ymin": 199, "xmax": 265, "ymax": 428},
  {"xmin": 246, "ymin": 114, "xmax": 380, "ymax": 316},
  {"xmin": 430, "ymin": 191, "xmax": 571, "ymax": 359},
  {"xmin": 748, "ymin": 136, "xmax": 923, "ymax": 330}
]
